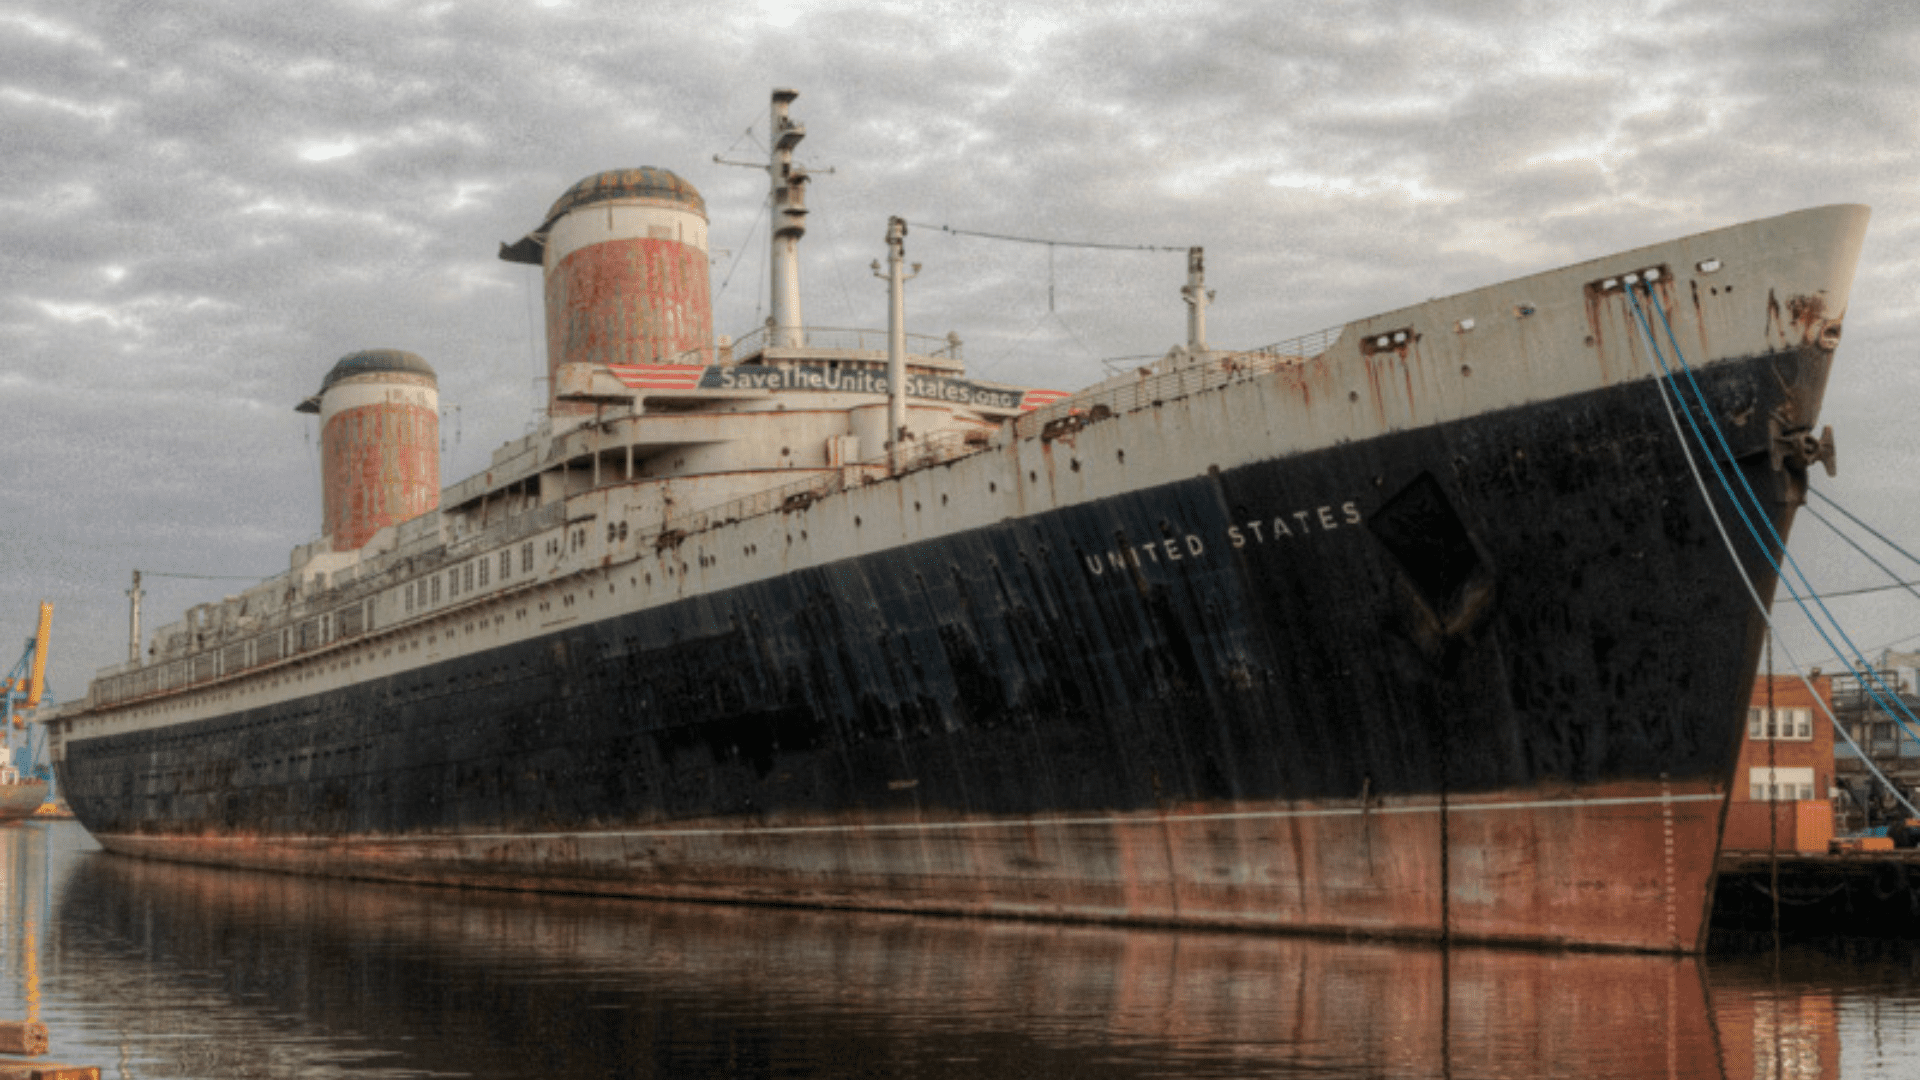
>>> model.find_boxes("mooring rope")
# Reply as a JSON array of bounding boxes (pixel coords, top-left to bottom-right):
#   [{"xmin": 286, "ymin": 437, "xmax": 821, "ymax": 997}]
[
  {"xmin": 1622, "ymin": 282, "xmax": 1920, "ymax": 817},
  {"xmin": 1642, "ymin": 289, "xmax": 1920, "ymax": 739}
]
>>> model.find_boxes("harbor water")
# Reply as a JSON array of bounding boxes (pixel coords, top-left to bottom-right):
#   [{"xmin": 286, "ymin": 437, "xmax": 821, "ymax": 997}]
[{"xmin": 4, "ymin": 820, "xmax": 1919, "ymax": 1079}]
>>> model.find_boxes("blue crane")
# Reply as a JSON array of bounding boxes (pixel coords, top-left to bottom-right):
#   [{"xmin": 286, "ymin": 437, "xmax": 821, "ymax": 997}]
[{"xmin": 1, "ymin": 603, "xmax": 54, "ymax": 812}]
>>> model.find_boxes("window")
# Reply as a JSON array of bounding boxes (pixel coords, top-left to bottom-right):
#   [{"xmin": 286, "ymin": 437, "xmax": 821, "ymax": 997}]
[
  {"xmin": 1748, "ymin": 766, "xmax": 1815, "ymax": 802},
  {"xmin": 479, "ymin": 558, "xmax": 490, "ymax": 588},
  {"xmin": 522, "ymin": 542, "xmax": 533, "ymax": 573},
  {"xmin": 405, "ymin": 583, "xmax": 415, "ymax": 612},
  {"xmin": 1748, "ymin": 707, "xmax": 1814, "ymax": 741},
  {"xmin": 501, "ymin": 551, "xmax": 512, "ymax": 579},
  {"xmin": 431, "ymin": 576, "xmax": 441, "ymax": 603}
]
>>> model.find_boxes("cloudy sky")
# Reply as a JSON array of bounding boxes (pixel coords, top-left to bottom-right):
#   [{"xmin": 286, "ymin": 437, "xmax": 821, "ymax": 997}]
[{"xmin": 3, "ymin": 0, "xmax": 1918, "ymax": 695}]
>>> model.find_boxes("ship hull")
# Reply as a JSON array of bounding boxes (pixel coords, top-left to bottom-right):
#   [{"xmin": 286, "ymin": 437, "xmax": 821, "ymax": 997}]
[
  {"xmin": 60, "ymin": 341, "xmax": 1817, "ymax": 951},
  {"xmin": 92, "ymin": 779, "xmax": 1725, "ymax": 950},
  {"xmin": 0, "ymin": 781, "xmax": 48, "ymax": 822}
]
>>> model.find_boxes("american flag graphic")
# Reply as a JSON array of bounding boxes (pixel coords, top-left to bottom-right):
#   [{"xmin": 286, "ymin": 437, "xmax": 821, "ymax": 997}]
[
  {"xmin": 1018, "ymin": 389, "xmax": 1071, "ymax": 411},
  {"xmin": 606, "ymin": 363, "xmax": 708, "ymax": 390}
]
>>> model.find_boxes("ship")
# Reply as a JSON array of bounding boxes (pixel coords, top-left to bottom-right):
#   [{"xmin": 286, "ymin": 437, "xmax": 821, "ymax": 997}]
[
  {"xmin": 42, "ymin": 90, "xmax": 1869, "ymax": 952},
  {"xmin": 0, "ymin": 772, "xmax": 47, "ymax": 823}
]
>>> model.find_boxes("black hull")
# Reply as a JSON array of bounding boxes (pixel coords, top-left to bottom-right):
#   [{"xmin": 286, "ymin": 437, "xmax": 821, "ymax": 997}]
[{"xmin": 60, "ymin": 344, "xmax": 1820, "ymax": 949}]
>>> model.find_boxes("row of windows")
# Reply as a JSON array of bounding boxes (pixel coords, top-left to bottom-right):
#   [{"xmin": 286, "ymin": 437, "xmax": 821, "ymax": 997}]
[
  {"xmin": 1748, "ymin": 707, "xmax": 1813, "ymax": 742},
  {"xmin": 1748, "ymin": 766, "xmax": 1816, "ymax": 802},
  {"xmin": 94, "ymin": 516, "xmax": 592, "ymax": 709},
  {"xmin": 91, "ymin": 603, "xmax": 371, "ymax": 705},
  {"xmin": 405, "ymin": 542, "xmax": 537, "ymax": 613}
]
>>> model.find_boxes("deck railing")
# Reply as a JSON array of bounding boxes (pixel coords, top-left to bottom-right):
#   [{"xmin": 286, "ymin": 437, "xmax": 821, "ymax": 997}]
[
  {"xmin": 1010, "ymin": 325, "xmax": 1341, "ymax": 441},
  {"xmin": 657, "ymin": 325, "xmax": 1344, "ymax": 547}
]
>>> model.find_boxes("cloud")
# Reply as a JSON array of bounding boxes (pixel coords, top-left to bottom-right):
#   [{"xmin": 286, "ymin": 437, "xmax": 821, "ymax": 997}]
[{"xmin": 5, "ymin": 0, "xmax": 1919, "ymax": 684}]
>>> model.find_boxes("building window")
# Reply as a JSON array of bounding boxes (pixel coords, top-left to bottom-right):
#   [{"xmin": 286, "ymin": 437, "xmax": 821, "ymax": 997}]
[
  {"xmin": 1748, "ymin": 707, "xmax": 1814, "ymax": 741},
  {"xmin": 479, "ymin": 558, "xmax": 490, "ymax": 588},
  {"xmin": 431, "ymin": 576, "xmax": 441, "ymax": 603},
  {"xmin": 1748, "ymin": 766, "xmax": 1815, "ymax": 802},
  {"xmin": 501, "ymin": 550, "xmax": 512, "ymax": 580},
  {"xmin": 522, "ymin": 542, "xmax": 533, "ymax": 573},
  {"xmin": 405, "ymin": 583, "xmax": 414, "ymax": 612},
  {"xmin": 465, "ymin": 563, "xmax": 475, "ymax": 591}
]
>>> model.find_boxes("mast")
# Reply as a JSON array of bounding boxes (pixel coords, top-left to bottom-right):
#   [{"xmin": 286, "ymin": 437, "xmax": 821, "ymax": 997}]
[
  {"xmin": 127, "ymin": 570, "xmax": 143, "ymax": 666},
  {"xmin": 768, "ymin": 89, "xmax": 809, "ymax": 348},
  {"xmin": 878, "ymin": 216, "xmax": 919, "ymax": 472},
  {"xmin": 1182, "ymin": 246, "xmax": 1213, "ymax": 352}
]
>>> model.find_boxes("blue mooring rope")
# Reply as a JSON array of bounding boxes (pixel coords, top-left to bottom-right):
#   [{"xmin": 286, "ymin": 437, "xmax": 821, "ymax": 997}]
[{"xmin": 1621, "ymin": 282, "xmax": 1920, "ymax": 814}]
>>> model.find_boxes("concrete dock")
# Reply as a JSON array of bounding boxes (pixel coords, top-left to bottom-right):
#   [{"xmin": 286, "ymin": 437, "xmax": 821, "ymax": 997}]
[{"xmin": 1712, "ymin": 850, "xmax": 1920, "ymax": 937}]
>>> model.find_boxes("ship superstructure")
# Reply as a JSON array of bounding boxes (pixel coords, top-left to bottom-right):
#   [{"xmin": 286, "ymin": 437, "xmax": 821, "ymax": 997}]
[
  {"xmin": 80, "ymin": 94, "xmax": 1057, "ymax": 716},
  {"xmin": 44, "ymin": 90, "xmax": 1870, "ymax": 952}
]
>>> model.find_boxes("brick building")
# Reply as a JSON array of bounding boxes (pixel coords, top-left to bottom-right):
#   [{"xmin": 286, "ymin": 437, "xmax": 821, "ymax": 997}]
[{"xmin": 1721, "ymin": 674, "xmax": 1834, "ymax": 853}]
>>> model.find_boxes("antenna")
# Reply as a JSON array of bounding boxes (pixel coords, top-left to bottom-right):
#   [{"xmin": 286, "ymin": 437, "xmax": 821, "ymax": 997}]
[{"xmin": 714, "ymin": 90, "xmax": 837, "ymax": 346}]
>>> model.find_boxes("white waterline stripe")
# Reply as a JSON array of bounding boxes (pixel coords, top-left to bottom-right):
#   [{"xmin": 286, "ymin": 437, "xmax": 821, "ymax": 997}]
[{"xmin": 116, "ymin": 792, "xmax": 1723, "ymax": 847}]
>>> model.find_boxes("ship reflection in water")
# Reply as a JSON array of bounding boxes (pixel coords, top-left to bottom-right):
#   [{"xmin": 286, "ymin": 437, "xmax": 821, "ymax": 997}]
[{"xmin": 2, "ymin": 822, "xmax": 1917, "ymax": 1078}]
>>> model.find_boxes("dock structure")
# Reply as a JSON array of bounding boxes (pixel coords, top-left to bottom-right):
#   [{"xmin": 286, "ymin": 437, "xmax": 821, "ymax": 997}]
[
  {"xmin": 0, "ymin": 1019, "xmax": 97, "ymax": 1080},
  {"xmin": 1712, "ymin": 850, "xmax": 1920, "ymax": 937}
]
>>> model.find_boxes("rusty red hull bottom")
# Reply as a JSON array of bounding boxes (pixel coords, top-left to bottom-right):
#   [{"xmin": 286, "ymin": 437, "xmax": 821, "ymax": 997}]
[{"xmin": 96, "ymin": 777, "xmax": 1725, "ymax": 952}]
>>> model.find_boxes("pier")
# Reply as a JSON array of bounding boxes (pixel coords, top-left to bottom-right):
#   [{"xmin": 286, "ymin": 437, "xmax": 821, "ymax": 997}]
[{"xmin": 1712, "ymin": 849, "xmax": 1920, "ymax": 937}]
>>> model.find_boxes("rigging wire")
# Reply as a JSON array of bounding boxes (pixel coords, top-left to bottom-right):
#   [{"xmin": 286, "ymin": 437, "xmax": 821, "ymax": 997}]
[
  {"xmin": 1790, "ymin": 490, "xmax": 1920, "ymax": 682},
  {"xmin": 720, "ymin": 116, "xmax": 767, "ymax": 158},
  {"xmin": 1812, "ymin": 487, "xmax": 1920, "ymax": 572},
  {"xmin": 1803, "ymin": 574, "xmax": 1920, "ymax": 601},
  {"xmin": 1622, "ymin": 284, "xmax": 1920, "ymax": 815},
  {"xmin": 906, "ymin": 221, "xmax": 1185, "ymax": 373},
  {"xmin": 1636, "ymin": 285, "xmax": 1920, "ymax": 745},
  {"xmin": 1049, "ymin": 309, "xmax": 1099, "ymax": 361},
  {"xmin": 715, "ymin": 196, "xmax": 770, "ymax": 316},
  {"xmin": 1806, "ymin": 506, "xmax": 1920, "ymax": 609},
  {"xmin": 904, "ymin": 222, "xmax": 1187, "ymax": 253}
]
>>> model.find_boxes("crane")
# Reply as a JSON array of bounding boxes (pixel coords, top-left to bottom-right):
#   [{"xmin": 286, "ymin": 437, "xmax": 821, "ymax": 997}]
[{"xmin": 0, "ymin": 603, "xmax": 54, "ymax": 816}]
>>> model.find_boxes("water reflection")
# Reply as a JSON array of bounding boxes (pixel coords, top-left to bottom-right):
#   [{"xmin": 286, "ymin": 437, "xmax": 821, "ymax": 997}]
[{"xmin": 2, "ymin": 821, "xmax": 1917, "ymax": 1078}]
